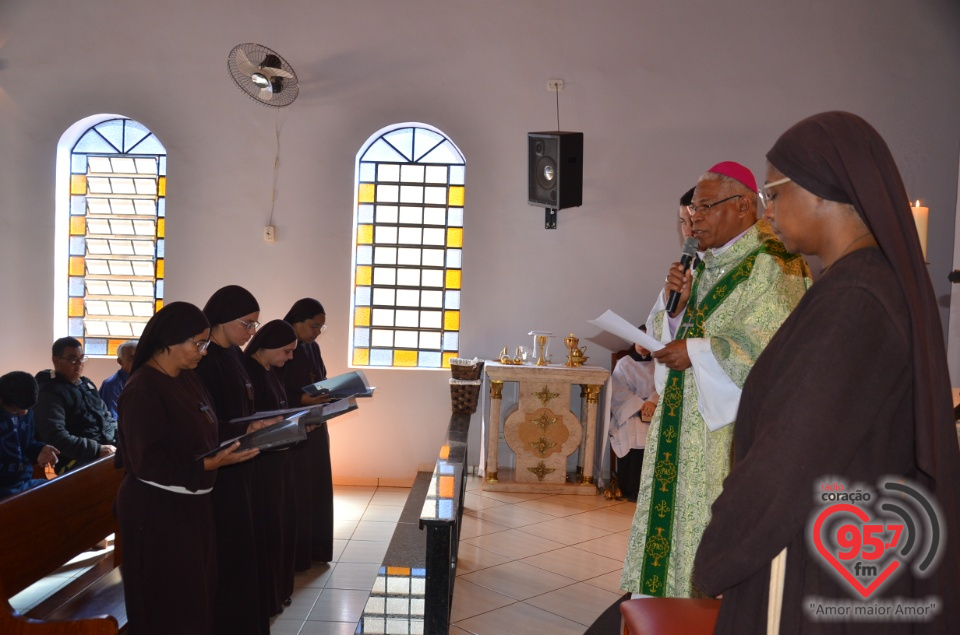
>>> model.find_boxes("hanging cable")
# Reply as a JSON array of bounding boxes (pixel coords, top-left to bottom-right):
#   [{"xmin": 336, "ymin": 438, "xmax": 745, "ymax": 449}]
[
  {"xmin": 555, "ymin": 87, "xmax": 561, "ymax": 130},
  {"xmin": 268, "ymin": 108, "xmax": 281, "ymax": 226}
]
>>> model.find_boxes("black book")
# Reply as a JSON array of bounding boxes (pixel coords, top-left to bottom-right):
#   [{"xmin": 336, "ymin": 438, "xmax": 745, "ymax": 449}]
[
  {"xmin": 301, "ymin": 396, "xmax": 360, "ymax": 427},
  {"xmin": 197, "ymin": 409, "xmax": 311, "ymax": 459},
  {"xmin": 302, "ymin": 370, "xmax": 375, "ymax": 399}
]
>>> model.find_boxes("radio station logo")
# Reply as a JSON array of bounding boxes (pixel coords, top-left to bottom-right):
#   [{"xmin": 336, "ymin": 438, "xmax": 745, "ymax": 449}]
[{"xmin": 805, "ymin": 477, "xmax": 943, "ymax": 622}]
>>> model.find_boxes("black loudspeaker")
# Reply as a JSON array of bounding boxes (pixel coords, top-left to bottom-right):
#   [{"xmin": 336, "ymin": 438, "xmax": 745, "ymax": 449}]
[{"xmin": 527, "ymin": 131, "xmax": 583, "ymax": 210}]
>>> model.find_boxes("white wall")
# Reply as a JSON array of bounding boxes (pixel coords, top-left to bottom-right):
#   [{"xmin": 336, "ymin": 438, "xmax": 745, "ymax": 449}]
[{"xmin": 1, "ymin": 0, "xmax": 958, "ymax": 481}]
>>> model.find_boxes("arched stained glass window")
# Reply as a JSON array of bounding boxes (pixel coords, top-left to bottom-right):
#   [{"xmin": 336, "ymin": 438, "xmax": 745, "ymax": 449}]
[
  {"xmin": 55, "ymin": 116, "xmax": 166, "ymax": 356},
  {"xmin": 350, "ymin": 124, "xmax": 465, "ymax": 369}
]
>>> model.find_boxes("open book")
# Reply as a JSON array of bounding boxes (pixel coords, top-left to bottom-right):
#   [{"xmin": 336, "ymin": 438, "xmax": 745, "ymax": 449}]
[
  {"xmin": 301, "ymin": 396, "xmax": 360, "ymax": 427},
  {"xmin": 197, "ymin": 408, "xmax": 311, "ymax": 458},
  {"xmin": 303, "ymin": 370, "xmax": 375, "ymax": 399}
]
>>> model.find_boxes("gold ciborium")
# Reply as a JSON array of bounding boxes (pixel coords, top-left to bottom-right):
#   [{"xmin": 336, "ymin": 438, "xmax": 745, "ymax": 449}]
[{"xmin": 563, "ymin": 333, "xmax": 589, "ymax": 367}]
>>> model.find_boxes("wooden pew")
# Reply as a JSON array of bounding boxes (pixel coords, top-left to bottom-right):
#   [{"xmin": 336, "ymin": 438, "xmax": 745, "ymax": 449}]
[{"xmin": 0, "ymin": 456, "xmax": 126, "ymax": 634}]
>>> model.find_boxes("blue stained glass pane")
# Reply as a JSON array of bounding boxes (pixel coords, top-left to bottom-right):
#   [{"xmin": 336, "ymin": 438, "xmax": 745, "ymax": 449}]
[
  {"xmin": 361, "ymin": 139, "xmax": 406, "ymax": 163},
  {"xmin": 71, "ymin": 196, "xmax": 87, "ymax": 215},
  {"xmin": 413, "ymin": 128, "xmax": 443, "ymax": 162},
  {"xmin": 69, "ymin": 236, "xmax": 85, "ymax": 256},
  {"xmin": 355, "ymin": 287, "xmax": 371, "ymax": 306},
  {"xmin": 370, "ymin": 349, "xmax": 393, "ymax": 366},
  {"xmin": 356, "ymin": 246, "xmax": 373, "ymax": 265},
  {"xmin": 442, "ymin": 332, "xmax": 459, "ymax": 351},
  {"xmin": 354, "ymin": 328, "xmax": 370, "ymax": 347},
  {"xmin": 157, "ymin": 198, "xmax": 165, "ymax": 217},
  {"xmin": 446, "ymin": 249, "xmax": 462, "ymax": 269},
  {"xmin": 359, "ymin": 162, "xmax": 376, "ymax": 181},
  {"xmin": 68, "ymin": 318, "xmax": 84, "ymax": 337},
  {"xmin": 128, "ymin": 134, "xmax": 166, "ymax": 155},
  {"xmin": 449, "ymin": 165, "xmax": 465, "ymax": 185},
  {"xmin": 384, "ymin": 128, "xmax": 414, "ymax": 161},
  {"xmin": 74, "ymin": 129, "xmax": 118, "ymax": 154},
  {"xmin": 156, "ymin": 239, "xmax": 165, "ymax": 258},
  {"xmin": 96, "ymin": 120, "xmax": 126, "ymax": 151},
  {"xmin": 413, "ymin": 568, "xmax": 426, "ymax": 577},
  {"xmin": 439, "ymin": 499, "xmax": 454, "ymax": 518},
  {"xmin": 419, "ymin": 141, "xmax": 464, "ymax": 165},
  {"xmin": 156, "ymin": 280, "xmax": 164, "ymax": 299},
  {"xmin": 158, "ymin": 156, "xmax": 167, "ymax": 176},
  {"xmin": 121, "ymin": 121, "xmax": 150, "ymax": 152},
  {"xmin": 72, "ymin": 154, "xmax": 87, "ymax": 174},
  {"xmin": 84, "ymin": 338, "xmax": 107, "ymax": 355},
  {"xmin": 69, "ymin": 276, "xmax": 84, "ymax": 296},
  {"xmin": 448, "ymin": 208, "xmax": 463, "ymax": 227},
  {"xmin": 358, "ymin": 205, "xmax": 374, "ymax": 224},
  {"xmin": 418, "ymin": 351, "xmax": 441, "ymax": 368},
  {"xmin": 439, "ymin": 464, "xmax": 454, "ymax": 475},
  {"xmin": 444, "ymin": 291, "xmax": 460, "ymax": 310}
]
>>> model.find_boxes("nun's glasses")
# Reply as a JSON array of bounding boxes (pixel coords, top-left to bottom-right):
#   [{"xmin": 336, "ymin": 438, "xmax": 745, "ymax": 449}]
[{"xmin": 759, "ymin": 177, "xmax": 792, "ymax": 210}]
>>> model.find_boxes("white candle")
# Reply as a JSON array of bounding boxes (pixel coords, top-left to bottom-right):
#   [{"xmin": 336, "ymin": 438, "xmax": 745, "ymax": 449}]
[{"xmin": 911, "ymin": 199, "xmax": 929, "ymax": 261}]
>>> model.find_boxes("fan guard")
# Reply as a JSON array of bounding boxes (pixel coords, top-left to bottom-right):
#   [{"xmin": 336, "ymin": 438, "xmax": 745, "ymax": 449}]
[{"xmin": 227, "ymin": 43, "xmax": 299, "ymax": 108}]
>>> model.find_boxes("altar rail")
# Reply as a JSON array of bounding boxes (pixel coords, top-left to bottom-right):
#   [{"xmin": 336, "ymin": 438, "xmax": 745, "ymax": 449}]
[{"xmin": 355, "ymin": 413, "xmax": 470, "ymax": 634}]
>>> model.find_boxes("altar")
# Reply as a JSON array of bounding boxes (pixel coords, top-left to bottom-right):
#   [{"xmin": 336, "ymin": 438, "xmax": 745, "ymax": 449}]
[{"xmin": 482, "ymin": 361, "xmax": 609, "ymax": 494}]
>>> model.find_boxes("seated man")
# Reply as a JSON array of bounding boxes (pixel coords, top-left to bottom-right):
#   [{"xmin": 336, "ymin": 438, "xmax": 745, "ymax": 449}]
[
  {"xmin": 0, "ymin": 371, "xmax": 59, "ymax": 500},
  {"xmin": 609, "ymin": 325, "xmax": 657, "ymax": 501},
  {"xmin": 99, "ymin": 340, "xmax": 137, "ymax": 420},
  {"xmin": 35, "ymin": 337, "xmax": 118, "ymax": 473}
]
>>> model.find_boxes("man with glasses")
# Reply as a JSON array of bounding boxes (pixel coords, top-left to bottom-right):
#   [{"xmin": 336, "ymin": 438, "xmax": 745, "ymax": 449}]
[
  {"xmin": 622, "ymin": 162, "xmax": 811, "ymax": 599},
  {"xmin": 34, "ymin": 337, "xmax": 118, "ymax": 473}
]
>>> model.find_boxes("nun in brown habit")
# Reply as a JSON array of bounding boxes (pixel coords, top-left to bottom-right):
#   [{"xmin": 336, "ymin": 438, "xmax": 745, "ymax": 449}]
[
  {"xmin": 116, "ymin": 302, "xmax": 259, "ymax": 635},
  {"xmin": 194, "ymin": 285, "xmax": 271, "ymax": 635},
  {"xmin": 694, "ymin": 112, "xmax": 960, "ymax": 633},
  {"xmin": 279, "ymin": 298, "xmax": 335, "ymax": 568},
  {"xmin": 242, "ymin": 319, "xmax": 299, "ymax": 616}
]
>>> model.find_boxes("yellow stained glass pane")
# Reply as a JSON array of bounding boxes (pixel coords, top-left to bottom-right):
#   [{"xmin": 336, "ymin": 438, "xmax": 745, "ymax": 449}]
[
  {"xmin": 354, "ymin": 307, "xmax": 370, "ymax": 327},
  {"xmin": 158, "ymin": 176, "xmax": 166, "ymax": 197},
  {"xmin": 70, "ymin": 216, "xmax": 86, "ymax": 236},
  {"xmin": 68, "ymin": 298, "xmax": 84, "ymax": 317},
  {"xmin": 386, "ymin": 566, "xmax": 411, "ymax": 576},
  {"xmin": 439, "ymin": 475, "xmax": 454, "ymax": 498},
  {"xmin": 445, "ymin": 269, "xmax": 461, "ymax": 289},
  {"xmin": 69, "ymin": 256, "xmax": 85, "ymax": 276},
  {"xmin": 442, "ymin": 352, "xmax": 457, "ymax": 368},
  {"xmin": 448, "ymin": 186, "xmax": 464, "ymax": 206},
  {"xmin": 157, "ymin": 218, "xmax": 165, "ymax": 238},
  {"xmin": 439, "ymin": 445, "xmax": 450, "ymax": 460},
  {"xmin": 353, "ymin": 348, "xmax": 370, "ymax": 366},
  {"xmin": 156, "ymin": 299, "xmax": 164, "ymax": 312},
  {"xmin": 358, "ymin": 183, "xmax": 375, "ymax": 203},
  {"xmin": 356, "ymin": 266, "xmax": 372, "ymax": 285},
  {"xmin": 444, "ymin": 310, "xmax": 460, "ymax": 331},
  {"xmin": 446, "ymin": 227, "xmax": 463, "ymax": 248},
  {"xmin": 357, "ymin": 225, "xmax": 373, "ymax": 245},
  {"xmin": 156, "ymin": 259, "xmax": 165, "ymax": 279},
  {"xmin": 107, "ymin": 339, "xmax": 124, "ymax": 356},
  {"xmin": 395, "ymin": 350, "xmax": 417, "ymax": 367},
  {"xmin": 71, "ymin": 174, "xmax": 87, "ymax": 195}
]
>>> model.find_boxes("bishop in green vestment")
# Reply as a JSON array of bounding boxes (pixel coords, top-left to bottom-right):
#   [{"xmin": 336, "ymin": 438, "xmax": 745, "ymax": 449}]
[{"xmin": 621, "ymin": 162, "xmax": 811, "ymax": 598}]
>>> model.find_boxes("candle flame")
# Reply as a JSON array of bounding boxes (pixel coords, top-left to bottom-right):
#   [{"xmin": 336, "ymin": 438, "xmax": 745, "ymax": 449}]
[{"xmin": 914, "ymin": 200, "xmax": 921, "ymax": 207}]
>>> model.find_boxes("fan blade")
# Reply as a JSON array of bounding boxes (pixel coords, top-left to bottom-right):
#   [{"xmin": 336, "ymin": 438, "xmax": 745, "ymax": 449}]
[
  {"xmin": 261, "ymin": 66, "xmax": 294, "ymax": 79},
  {"xmin": 235, "ymin": 49, "xmax": 260, "ymax": 77},
  {"xmin": 259, "ymin": 86, "xmax": 273, "ymax": 101}
]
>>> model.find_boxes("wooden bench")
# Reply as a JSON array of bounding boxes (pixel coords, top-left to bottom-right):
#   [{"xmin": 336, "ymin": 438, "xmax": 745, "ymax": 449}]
[{"xmin": 0, "ymin": 456, "xmax": 126, "ymax": 634}]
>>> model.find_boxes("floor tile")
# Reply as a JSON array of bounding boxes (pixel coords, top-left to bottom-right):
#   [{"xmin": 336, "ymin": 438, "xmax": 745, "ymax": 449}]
[
  {"xmin": 462, "ymin": 527, "xmax": 564, "ymax": 560},
  {"xmin": 565, "ymin": 507, "xmax": 635, "ymax": 532},
  {"xmin": 307, "ymin": 588, "xmax": 369, "ymax": 623},
  {"xmin": 360, "ymin": 504, "xmax": 405, "ymax": 522},
  {"xmin": 515, "ymin": 496, "xmax": 597, "ymax": 517},
  {"xmin": 520, "ymin": 545, "xmax": 623, "ymax": 581},
  {"xmin": 582, "ymin": 569, "xmax": 627, "ymax": 595},
  {"xmin": 454, "ymin": 598, "xmax": 586, "ymax": 635},
  {"xmin": 524, "ymin": 581, "xmax": 623, "ymax": 627},
  {"xmin": 333, "ymin": 519, "xmax": 358, "ymax": 539},
  {"xmin": 299, "ymin": 620, "xmax": 365, "ymax": 634},
  {"xmin": 455, "ymin": 542, "xmax": 512, "ymax": 575},
  {"xmin": 459, "ymin": 560, "xmax": 576, "ymax": 601},
  {"xmin": 294, "ymin": 563, "xmax": 335, "ymax": 589},
  {"xmin": 449, "ymin": 577, "xmax": 516, "ymax": 622},
  {"xmin": 325, "ymin": 562, "xmax": 381, "ymax": 591},
  {"xmin": 350, "ymin": 520, "xmax": 398, "ymax": 542},
  {"xmin": 338, "ymin": 539, "xmax": 389, "ymax": 564},
  {"xmin": 458, "ymin": 513, "xmax": 510, "ymax": 540},
  {"xmin": 513, "ymin": 516, "xmax": 610, "ymax": 546},
  {"xmin": 466, "ymin": 503, "xmax": 556, "ymax": 529},
  {"xmin": 573, "ymin": 530, "xmax": 631, "ymax": 561}
]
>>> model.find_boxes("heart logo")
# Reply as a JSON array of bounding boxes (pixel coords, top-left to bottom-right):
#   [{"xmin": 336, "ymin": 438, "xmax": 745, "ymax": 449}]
[{"xmin": 812, "ymin": 503, "xmax": 901, "ymax": 599}]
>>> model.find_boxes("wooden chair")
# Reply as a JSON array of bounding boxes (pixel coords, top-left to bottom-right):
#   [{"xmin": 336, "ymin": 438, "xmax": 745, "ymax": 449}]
[
  {"xmin": 605, "ymin": 345, "xmax": 636, "ymax": 499},
  {"xmin": 619, "ymin": 598, "xmax": 721, "ymax": 634}
]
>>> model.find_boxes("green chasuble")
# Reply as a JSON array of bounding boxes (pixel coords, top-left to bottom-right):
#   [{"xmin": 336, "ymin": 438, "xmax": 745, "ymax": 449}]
[{"xmin": 620, "ymin": 220, "xmax": 811, "ymax": 598}]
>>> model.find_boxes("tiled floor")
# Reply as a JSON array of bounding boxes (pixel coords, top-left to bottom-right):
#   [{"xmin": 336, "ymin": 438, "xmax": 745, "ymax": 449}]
[{"xmin": 11, "ymin": 477, "xmax": 633, "ymax": 634}]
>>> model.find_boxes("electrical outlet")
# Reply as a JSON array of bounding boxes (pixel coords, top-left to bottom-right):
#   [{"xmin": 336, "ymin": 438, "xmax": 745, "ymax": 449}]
[
  {"xmin": 547, "ymin": 79, "xmax": 564, "ymax": 91},
  {"xmin": 263, "ymin": 225, "xmax": 276, "ymax": 242}
]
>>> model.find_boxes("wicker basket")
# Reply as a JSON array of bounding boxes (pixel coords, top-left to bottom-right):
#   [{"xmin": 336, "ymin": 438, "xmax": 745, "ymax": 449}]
[
  {"xmin": 450, "ymin": 379, "xmax": 482, "ymax": 414},
  {"xmin": 450, "ymin": 357, "xmax": 484, "ymax": 381}
]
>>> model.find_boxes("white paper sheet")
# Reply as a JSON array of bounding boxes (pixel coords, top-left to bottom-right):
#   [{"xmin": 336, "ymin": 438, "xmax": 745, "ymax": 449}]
[{"xmin": 588, "ymin": 309, "xmax": 665, "ymax": 352}]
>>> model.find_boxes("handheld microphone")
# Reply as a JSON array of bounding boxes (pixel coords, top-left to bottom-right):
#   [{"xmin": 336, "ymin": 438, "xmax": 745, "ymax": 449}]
[{"xmin": 665, "ymin": 237, "xmax": 700, "ymax": 314}]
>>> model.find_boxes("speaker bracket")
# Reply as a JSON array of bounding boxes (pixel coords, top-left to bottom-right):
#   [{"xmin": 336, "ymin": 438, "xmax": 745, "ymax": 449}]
[{"xmin": 544, "ymin": 208, "xmax": 558, "ymax": 230}]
